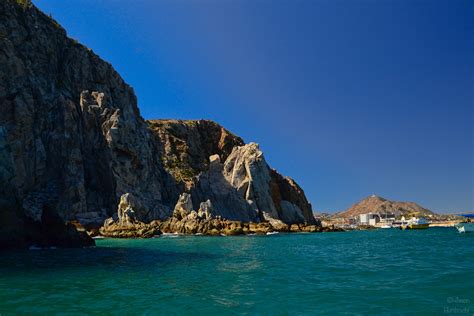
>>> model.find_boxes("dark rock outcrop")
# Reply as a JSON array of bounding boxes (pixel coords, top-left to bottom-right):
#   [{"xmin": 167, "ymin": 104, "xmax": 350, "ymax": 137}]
[{"xmin": 0, "ymin": 0, "xmax": 170, "ymax": 248}]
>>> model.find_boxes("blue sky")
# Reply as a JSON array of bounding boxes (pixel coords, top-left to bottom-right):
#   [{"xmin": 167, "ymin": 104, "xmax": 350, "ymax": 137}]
[{"xmin": 34, "ymin": 0, "xmax": 473, "ymax": 213}]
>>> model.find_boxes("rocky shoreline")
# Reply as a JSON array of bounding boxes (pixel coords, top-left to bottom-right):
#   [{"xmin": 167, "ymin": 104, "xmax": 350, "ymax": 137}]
[
  {"xmin": 97, "ymin": 193, "xmax": 341, "ymax": 239},
  {"xmin": 98, "ymin": 218, "xmax": 339, "ymax": 239}
]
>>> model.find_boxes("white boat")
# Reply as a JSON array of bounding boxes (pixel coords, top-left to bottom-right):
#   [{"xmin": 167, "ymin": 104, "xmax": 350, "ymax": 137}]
[
  {"xmin": 455, "ymin": 223, "xmax": 474, "ymax": 233},
  {"xmin": 399, "ymin": 217, "xmax": 429, "ymax": 230}
]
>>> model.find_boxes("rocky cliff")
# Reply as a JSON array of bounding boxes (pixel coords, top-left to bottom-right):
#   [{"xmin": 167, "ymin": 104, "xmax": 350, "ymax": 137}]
[
  {"xmin": 149, "ymin": 120, "xmax": 316, "ymax": 225},
  {"xmin": 148, "ymin": 119, "xmax": 244, "ymax": 188},
  {"xmin": 338, "ymin": 195, "xmax": 436, "ymax": 219},
  {"xmin": 0, "ymin": 0, "xmax": 316, "ymax": 248}
]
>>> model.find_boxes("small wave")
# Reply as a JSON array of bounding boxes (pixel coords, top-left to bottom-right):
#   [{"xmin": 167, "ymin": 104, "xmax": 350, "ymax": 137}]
[
  {"xmin": 160, "ymin": 233, "xmax": 181, "ymax": 238},
  {"xmin": 28, "ymin": 246, "xmax": 42, "ymax": 250},
  {"xmin": 266, "ymin": 231, "xmax": 279, "ymax": 235},
  {"xmin": 92, "ymin": 236, "xmax": 105, "ymax": 239}
]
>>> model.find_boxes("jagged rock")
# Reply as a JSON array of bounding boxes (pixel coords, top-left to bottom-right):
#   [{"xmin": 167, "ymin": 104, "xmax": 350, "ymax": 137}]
[
  {"xmin": 301, "ymin": 225, "xmax": 320, "ymax": 232},
  {"xmin": 197, "ymin": 200, "xmax": 212, "ymax": 219},
  {"xmin": 117, "ymin": 193, "xmax": 141, "ymax": 226},
  {"xmin": 99, "ymin": 199, "xmax": 327, "ymax": 237},
  {"xmin": 290, "ymin": 224, "xmax": 301, "ymax": 232},
  {"xmin": 150, "ymin": 123, "xmax": 318, "ymax": 226},
  {"xmin": 172, "ymin": 193, "xmax": 193, "ymax": 220},
  {"xmin": 267, "ymin": 218, "xmax": 289, "ymax": 232},
  {"xmin": 245, "ymin": 222, "xmax": 271, "ymax": 234},
  {"xmin": 148, "ymin": 119, "xmax": 244, "ymax": 188},
  {"xmin": 99, "ymin": 220, "xmax": 161, "ymax": 238},
  {"xmin": 221, "ymin": 143, "xmax": 316, "ymax": 224},
  {"xmin": 223, "ymin": 143, "xmax": 279, "ymax": 220},
  {"xmin": 190, "ymin": 155, "xmax": 259, "ymax": 222},
  {"xmin": 99, "ymin": 193, "xmax": 163, "ymax": 238}
]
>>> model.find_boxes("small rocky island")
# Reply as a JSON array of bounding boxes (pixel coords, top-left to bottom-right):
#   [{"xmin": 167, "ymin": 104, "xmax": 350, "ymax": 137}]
[{"xmin": 0, "ymin": 0, "xmax": 330, "ymax": 250}]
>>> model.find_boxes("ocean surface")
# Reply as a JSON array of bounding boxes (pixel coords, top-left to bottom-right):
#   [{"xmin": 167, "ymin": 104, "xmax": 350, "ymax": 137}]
[{"xmin": 0, "ymin": 228, "xmax": 473, "ymax": 315}]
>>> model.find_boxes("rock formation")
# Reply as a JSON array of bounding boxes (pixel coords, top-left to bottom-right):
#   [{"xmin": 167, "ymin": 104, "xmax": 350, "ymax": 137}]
[
  {"xmin": 101, "ymin": 192, "xmax": 322, "ymax": 238},
  {"xmin": 0, "ymin": 0, "xmax": 319, "ymax": 248},
  {"xmin": 190, "ymin": 154, "xmax": 260, "ymax": 222},
  {"xmin": 222, "ymin": 143, "xmax": 315, "ymax": 224},
  {"xmin": 148, "ymin": 119, "xmax": 244, "ymax": 188},
  {"xmin": 149, "ymin": 120, "xmax": 317, "ymax": 225},
  {"xmin": 172, "ymin": 193, "xmax": 194, "ymax": 220}
]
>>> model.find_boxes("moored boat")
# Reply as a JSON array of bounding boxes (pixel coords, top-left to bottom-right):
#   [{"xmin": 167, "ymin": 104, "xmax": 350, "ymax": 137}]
[
  {"xmin": 400, "ymin": 217, "xmax": 429, "ymax": 230},
  {"xmin": 454, "ymin": 222, "xmax": 474, "ymax": 233},
  {"xmin": 407, "ymin": 222, "xmax": 430, "ymax": 229}
]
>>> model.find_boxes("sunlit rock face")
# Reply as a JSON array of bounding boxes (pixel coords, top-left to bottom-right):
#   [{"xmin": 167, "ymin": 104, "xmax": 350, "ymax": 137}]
[{"xmin": 0, "ymin": 0, "xmax": 317, "ymax": 248}]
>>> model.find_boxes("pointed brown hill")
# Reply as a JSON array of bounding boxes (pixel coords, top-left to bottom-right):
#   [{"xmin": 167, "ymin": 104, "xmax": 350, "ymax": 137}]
[{"xmin": 338, "ymin": 195, "xmax": 436, "ymax": 218}]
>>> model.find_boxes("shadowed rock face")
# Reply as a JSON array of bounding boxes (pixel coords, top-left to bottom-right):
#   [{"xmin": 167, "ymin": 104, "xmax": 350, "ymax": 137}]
[
  {"xmin": 0, "ymin": 0, "xmax": 178, "ymax": 248},
  {"xmin": 0, "ymin": 0, "xmax": 317, "ymax": 248}
]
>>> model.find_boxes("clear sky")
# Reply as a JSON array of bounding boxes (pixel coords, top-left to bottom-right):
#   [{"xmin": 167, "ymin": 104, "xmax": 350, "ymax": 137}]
[{"xmin": 34, "ymin": 0, "xmax": 473, "ymax": 213}]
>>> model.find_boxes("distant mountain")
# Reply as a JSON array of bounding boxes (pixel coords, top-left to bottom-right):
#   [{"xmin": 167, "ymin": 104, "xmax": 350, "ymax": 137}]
[{"xmin": 337, "ymin": 195, "xmax": 436, "ymax": 218}]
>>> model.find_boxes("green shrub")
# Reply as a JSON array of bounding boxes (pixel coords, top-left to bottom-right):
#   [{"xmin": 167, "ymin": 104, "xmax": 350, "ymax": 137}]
[{"xmin": 16, "ymin": 0, "xmax": 32, "ymax": 9}]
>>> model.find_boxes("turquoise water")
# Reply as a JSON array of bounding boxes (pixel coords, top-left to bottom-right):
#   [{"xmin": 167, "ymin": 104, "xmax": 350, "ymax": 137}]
[{"xmin": 0, "ymin": 228, "xmax": 473, "ymax": 315}]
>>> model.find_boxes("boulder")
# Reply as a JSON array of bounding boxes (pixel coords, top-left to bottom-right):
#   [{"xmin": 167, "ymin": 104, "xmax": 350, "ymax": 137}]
[
  {"xmin": 99, "ymin": 220, "xmax": 161, "ymax": 238},
  {"xmin": 290, "ymin": 224, "xmax": 301, "ymax": 232},
  {"xmin": 268, "ymin": 218, "xmax": 290, "ymax": 232}
]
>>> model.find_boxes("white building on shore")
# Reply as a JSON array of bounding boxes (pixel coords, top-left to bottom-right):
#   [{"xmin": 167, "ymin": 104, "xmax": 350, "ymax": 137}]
[{"xmin": 359, "ymin": 212, "xmax": 395, "ymax": 226}]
